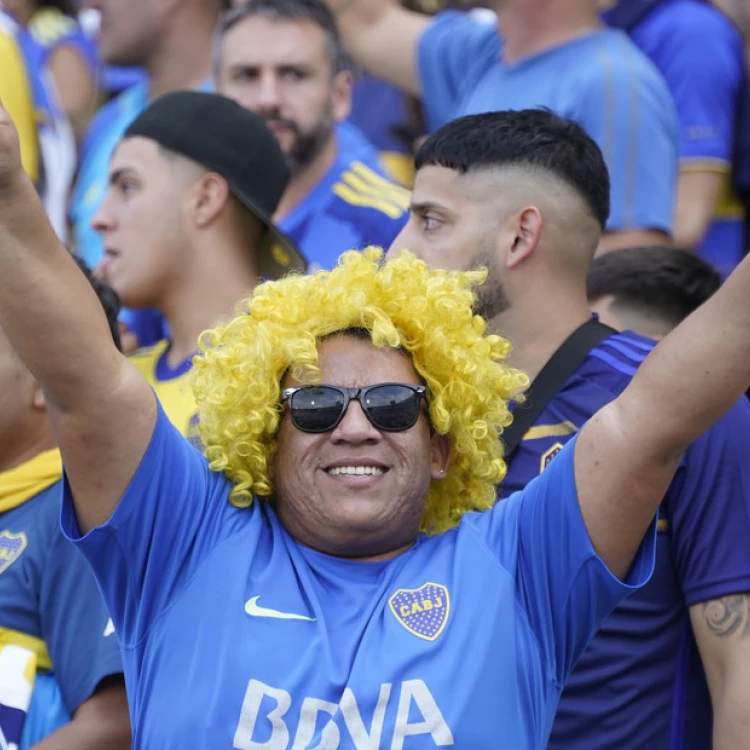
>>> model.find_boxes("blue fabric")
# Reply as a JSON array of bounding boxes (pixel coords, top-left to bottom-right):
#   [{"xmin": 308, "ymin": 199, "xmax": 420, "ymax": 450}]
[
  {"xmin": 605, "ymin": 0, "xmax": 746, "ymax": 273},
  {"xmin": 350, "ymin": 73, "xmax": 415, "ymax": 154},
  {"xmin": 61, "ymin": 404, "xmax": 654, "ymax": 748},
  {"xmin": 70, "ymin": 81, "xmax": 149, "ymax": 269},
  {"xmin": 495, "ymin": 329, "xmax": 750, "ymax": 750},
  {"xmin": 278, "ymin": 123, "xmax": 410, "ymax": 271},
  {"xmin": 0, "ymin": 483, "xmax": 122, "ymax": 718},
  {"xmin": 418, "ymin": 12, "xmax": 678, "ymax": 234},
  {"xmin": 20, "ymin": 674, "xmax": 69, "ymax": 749}
]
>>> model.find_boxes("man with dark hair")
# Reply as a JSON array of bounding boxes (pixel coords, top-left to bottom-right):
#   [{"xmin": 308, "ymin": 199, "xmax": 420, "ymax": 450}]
[
  {"xmin": 389, "ymin": 108, "xmax": 750, "ymax": 750},
  {"xmin": 327, "ymin": 0, "xmax": 678, "ymax": 254},
  {"xmin": 0, "ymin": 259, "xmax": 129, "ymax": 749},
  {"xmin": 214, "ymin": 0, "xmax": 410, "ymax": 270},
  {"xmin": 587, "ymin": 246, "xmax": 722, "ymax": 338},
  {"xmin": 93, "ymin": 90, "xmax": 305, "ymax": 442}
]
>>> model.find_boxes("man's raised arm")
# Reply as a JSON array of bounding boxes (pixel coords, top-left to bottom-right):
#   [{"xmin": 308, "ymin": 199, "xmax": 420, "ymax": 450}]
[
  {"xmin": 327, "ymin": 0, "xmax": 428, "ymax": 96},
  {"xmin": 575, "ymin": 253, "xmax": 750, "ymax": 579},
  {"xmin": 0, "ymin": 103, "xmax": 156, "ymax": 532}
]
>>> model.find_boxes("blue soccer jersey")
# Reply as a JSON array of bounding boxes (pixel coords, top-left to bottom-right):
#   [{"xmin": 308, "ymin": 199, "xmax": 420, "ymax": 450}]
[
  {"xmin": 417, "ymin": 11, "xmax": 678, "ymax": 235},
  {"xmin": 615, "ymin": 0, "xmax": 746, "ymax": 274},
  {"xmin": 61, "ymin": 404, "xmax": 654, "ymax": 748},
  {"xmin": 278, "ymin": 123, "xmax": 410, "ymax": 271},
  {"xmin": 0, "ymin": 480, "xmax": 123, "ymax": 719},
  {"xmin": 498, "ymin": 329, "xmax": 750, "ymax": 750}
]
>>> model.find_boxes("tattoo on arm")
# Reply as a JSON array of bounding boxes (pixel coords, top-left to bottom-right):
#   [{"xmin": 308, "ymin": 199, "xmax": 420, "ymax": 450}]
[{"xmin": 702, "ymin": 594, "xmax": 750, "ymax": 638}]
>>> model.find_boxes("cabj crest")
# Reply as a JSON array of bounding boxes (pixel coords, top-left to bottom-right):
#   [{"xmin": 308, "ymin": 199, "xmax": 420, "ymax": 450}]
[
  {"xmin": 540, "ymin": 442, "xmax": 564, "ymax": 474},
  {"xmin": 0, "ymin": 530, "xmax": 27, "ymax": 575},
  {"xmin": 388, "ymin": 582, "xmax": 450, "ymax": 642}
]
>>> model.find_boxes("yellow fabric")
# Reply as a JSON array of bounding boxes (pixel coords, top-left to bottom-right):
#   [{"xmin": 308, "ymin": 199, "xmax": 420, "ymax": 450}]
[
  {"xmin": 130, "ymin": 340, "xmax": 199, "ymax": 438},
  {"xmin": 0, "ymin": 450, "xmax": 62, "ymax": 514},
  {"xmin": 0, "ymin": 628, "xmax": 51, "ymax": 671},
  {"xmin": 29, "ymin": 7, "xmax": 77, "ymax": 48},
  {"xmin": 0, "ymin": 26, "xmax": 39, "ymax": 182}
]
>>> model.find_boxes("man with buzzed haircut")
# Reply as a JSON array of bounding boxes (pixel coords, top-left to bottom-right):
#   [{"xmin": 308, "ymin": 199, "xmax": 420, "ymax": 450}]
[
  {"xmin": 327, "ymin": 0, "xmax": 678, "ymax": 253},
  {"xmin": 389, "ymin": 109, "xmax": 750, "ymax": 750}
]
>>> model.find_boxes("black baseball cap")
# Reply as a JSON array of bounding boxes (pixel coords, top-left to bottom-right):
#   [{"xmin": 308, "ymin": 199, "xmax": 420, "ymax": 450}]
[{"xmin": 123, "ymin": 90, "xmax": 306, "ymax": 279}]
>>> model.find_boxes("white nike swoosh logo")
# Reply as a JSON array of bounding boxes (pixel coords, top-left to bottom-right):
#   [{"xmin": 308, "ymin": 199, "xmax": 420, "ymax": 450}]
[{"xmin": 245, "ymin": 596, "xmax": 316, "ymax": 622}]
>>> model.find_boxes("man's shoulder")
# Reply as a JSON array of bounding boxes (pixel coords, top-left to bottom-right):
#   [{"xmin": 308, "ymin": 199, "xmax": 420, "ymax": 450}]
[
  {"xmin": 573, "ymin": 29, "xmax": 672, "ymax": 94},
  {"xmin": 638, "ymin": 0, "xmax": 741, "ymax": 41},
  {"xmin": 571, "ymin": 330, "xmax": 654, "ymax": 397}
]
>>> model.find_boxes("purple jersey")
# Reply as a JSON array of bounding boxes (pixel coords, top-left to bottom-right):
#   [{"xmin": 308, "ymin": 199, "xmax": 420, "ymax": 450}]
[{"xmin": 501, "ymin": 329, "xmax": 750, "ymax": 749}]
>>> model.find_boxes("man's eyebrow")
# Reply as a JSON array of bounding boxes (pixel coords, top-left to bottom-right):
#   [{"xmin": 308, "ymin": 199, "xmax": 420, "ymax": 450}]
[
  {"xmin": 409, "ymin": 200, "xmax": 448, "ymax": 213},
  {"xmin": 108, "ymin": 167, "xmax": 137, "ymax": 186}
]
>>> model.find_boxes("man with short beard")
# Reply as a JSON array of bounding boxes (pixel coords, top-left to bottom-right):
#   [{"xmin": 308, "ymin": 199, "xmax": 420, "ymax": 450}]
[{"xmin": 215, "ymin": 0, "xmax": 410, "ymax": 271}]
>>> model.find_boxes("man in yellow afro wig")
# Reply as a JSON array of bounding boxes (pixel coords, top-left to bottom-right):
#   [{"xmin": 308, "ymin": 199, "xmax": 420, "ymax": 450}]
[
  {"xmin": 5, "ymin": 87, "xmax": 750, "ymax": 743},
  {"xmin": 193, "ymin": 246, "xmax": 527, "ymax": 534}
]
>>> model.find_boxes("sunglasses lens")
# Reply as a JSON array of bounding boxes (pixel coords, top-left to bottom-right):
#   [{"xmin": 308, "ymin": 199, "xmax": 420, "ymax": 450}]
[
  {"xmin": 364, "ymin": 385, "xmax": 421, "ymax": 431},
  {"xmin": 290, "ymin": 386, "xmax": 346, "ymax": 432}
]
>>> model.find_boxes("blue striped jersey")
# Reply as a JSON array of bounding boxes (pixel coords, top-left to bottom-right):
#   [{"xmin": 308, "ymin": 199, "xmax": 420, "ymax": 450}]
[
  {"xmin": 278, "ymin": 123, "xmax": 410, "ymax": 271},
  {"xmin": 500, "ymin": 328, "xmax": 750, "ymax": 750}
]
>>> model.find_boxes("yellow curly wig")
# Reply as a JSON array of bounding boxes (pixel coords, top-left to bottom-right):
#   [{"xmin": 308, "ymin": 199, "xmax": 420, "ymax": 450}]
[{"xmin": 192, "ymin": 247, "xmax": 528, "ymax": 533}]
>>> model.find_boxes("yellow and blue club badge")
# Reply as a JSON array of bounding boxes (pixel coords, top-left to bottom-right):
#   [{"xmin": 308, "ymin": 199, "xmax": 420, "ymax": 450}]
[{"xmin": 388, "ymin": 582, "xmax": 450, "ymax": 642}]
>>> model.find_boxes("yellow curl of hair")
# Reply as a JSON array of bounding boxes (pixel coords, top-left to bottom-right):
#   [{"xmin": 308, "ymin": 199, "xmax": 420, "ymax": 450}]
[{"xmin": 192, "ymin": 248, "xmax": 529, "ymax": 534}]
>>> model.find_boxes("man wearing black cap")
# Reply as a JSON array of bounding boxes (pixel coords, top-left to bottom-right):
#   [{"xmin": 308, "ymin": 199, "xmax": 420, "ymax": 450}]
[{"xmin": 92, "ymin": 90, "xmax": 306, "ymax": 441}]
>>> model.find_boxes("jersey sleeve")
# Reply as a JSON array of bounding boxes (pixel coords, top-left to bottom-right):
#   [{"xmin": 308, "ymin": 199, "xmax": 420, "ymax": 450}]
[
  {"xmin": 0, "ymin": 29, "xmax": 39, "ymax": 182},
  {"xmin": 38, "ymin": 526, "xmax": 123, "ymax": 713},
  {"xmin": 632, "ymin": 5, "xmax": 742, "ymax": 167},
  {"xmin": 60, "ymin": 402, "xmax": 237, "ymax": 648},
  {"xmin": 574, "ymin": 40, "xmax": 678, "ymax": 234},
  {"xmin": 669, "ymin": 400, "xmax": 750, "ymax": 606},
  {"xmin": 477, "ymin": 436, "xmax": 656, "ymax": 686},
  {"xmin": 417, "ymin": 10, "xmax": 500, "ymax": 131}
]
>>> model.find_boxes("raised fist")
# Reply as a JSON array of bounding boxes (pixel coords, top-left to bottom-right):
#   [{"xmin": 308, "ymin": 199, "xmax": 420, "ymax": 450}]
[{"xmin": 0, "ymin": 99, "xmax": 24, "ymax": 191}]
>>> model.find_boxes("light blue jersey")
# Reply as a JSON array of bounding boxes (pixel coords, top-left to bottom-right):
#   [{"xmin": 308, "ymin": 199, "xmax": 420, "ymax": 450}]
[
  {"xmin": 61, "ymin": 406, "xmax": 654, "ymax": 748},
  {"xmin": 418, "ymin": 11, "xmax": 678, "ymax": 235}
]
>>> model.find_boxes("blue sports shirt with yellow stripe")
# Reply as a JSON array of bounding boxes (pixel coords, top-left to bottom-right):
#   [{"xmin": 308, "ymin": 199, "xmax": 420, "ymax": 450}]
[
  {"xmin": 499, "ymin": 329, "xmax": 750, "ymax": 750},
  {"xmin": 61, "ymin": 403, "xmax": 654, "ymax": 748},
  {"xmin": 606, "ymin": 0, "xmax": 746, "ymax": 275},
  {"xmin": 0, "ymin": 482, "xmax": 123, "ymax": 729},
  {"xmin": 278, "ymin": 123, "xmax": 410, "ymax": 270}
]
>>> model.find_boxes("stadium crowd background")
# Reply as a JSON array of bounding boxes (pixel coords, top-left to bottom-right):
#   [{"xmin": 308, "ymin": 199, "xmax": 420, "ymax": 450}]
[{"xmin": 1, "ymin": 0, "xmax": 750, "ymax": 747}]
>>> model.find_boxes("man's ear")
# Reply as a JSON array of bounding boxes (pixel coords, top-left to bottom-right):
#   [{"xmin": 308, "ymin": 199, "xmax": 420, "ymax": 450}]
[
  {"xmin": 331, "ymin": 69, "xmax": 353, "ymax": 123},
  {"xmin": 504, "ymin": 205, "xmax": 543, "ymax": 269},
  {"xmin": 430, "ymin": 433, "xmax": 452, "ymax": 480},
  {"xmin": 189, "ymin": 173, "xmax": 231, "ymax": 228}
]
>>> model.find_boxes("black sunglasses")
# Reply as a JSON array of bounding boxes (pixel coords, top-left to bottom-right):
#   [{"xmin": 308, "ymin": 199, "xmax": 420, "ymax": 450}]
[{"xmin": 281, "ymin": 382, "xmax": 428, "ymax": 433}]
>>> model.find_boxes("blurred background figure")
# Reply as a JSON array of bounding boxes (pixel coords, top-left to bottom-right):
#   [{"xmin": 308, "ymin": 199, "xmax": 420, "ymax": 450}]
[
  {"xmin": 0, "ymin": 2, "xmax": 75, "ymax": 241},
  {"xmin": 327, "ymin": 0, "xmax": 679, "ymax": 254},
  {"xmin": 69, "ymin": 0, "xmax": 230, "ymax": 350},
  {"xmin": 1, "ymin": 0, "xmax": 97, "ymax": 142},
  {"xmin": 92, "ymin": 92, "xmax": 304, "ymax": 440},
  {"xmin": 0, "ymin": 257, "xmax": 130, "ymax": 750},
  {"xmin": 215, "ymin": 0, "xmax": 410, "ymax": 271},
  {"xmin": 587, "ymin": 245, "xmax": 722, "ymax": 338},
  {"xmin": 603, "ymin": 0, "xmax": 747, "ymax": 275}
]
